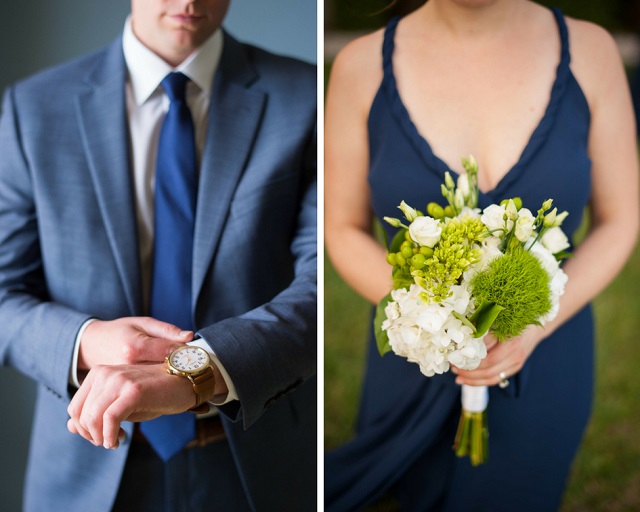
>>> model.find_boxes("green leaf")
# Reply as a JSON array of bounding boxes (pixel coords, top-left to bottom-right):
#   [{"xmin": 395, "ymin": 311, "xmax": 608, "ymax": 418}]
[
  {"xmin": 374, "ymin": 293, "xmax": 393, "ymax": 356},
  {"xmin": 389, "ymin": 228, "xmax": 408, "ymax": 254},
  {"xmin": 554, "ymin": 250, "xmax": 573, "ymax": 261},
  {"xmin": 470, "ymin": 301, "xmax": 505, "ymax": 338},
  {"xmin": 372, "ymin": 218, "xmax": 387, "ymax": 247},
  {"xmin": 452, "ymin": 310, "xmax": 477, "ymax": 334}
]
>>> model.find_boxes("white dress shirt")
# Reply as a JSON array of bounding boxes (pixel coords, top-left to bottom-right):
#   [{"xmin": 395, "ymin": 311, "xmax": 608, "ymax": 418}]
[{"xmin": 71, "ymin": 18, "xmax": 237, "ymax": 405}]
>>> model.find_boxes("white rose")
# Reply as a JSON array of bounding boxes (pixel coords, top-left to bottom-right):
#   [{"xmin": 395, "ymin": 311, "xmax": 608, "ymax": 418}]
[
  {"xmin": 409, "ymin": 216, "xmax": 442, "ymax": 248},
  {"xmin": 541, "ymin": 226, "xmax": 570, "ymax": 254},
  {"xmin": 481, "ymin": 204, "xmax": 511, "ymax": 233},
  {"xmin": 514, "ymin": 208, "xmax": 535, "ymax": 242}
]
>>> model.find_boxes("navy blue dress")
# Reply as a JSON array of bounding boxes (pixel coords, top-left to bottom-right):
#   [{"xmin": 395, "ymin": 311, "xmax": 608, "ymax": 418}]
[{"xmin": 326, "ymin": 9, "xmax": 594, "ymax": 512}]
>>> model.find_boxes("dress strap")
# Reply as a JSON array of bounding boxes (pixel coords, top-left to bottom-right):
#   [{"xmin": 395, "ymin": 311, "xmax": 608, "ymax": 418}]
[
  {"xmin": 551, "ymin": 7, "xmax": 570, "ymax": 67},
  {"xmin": 382, "ymin": 17, "xmax": 401, "ymax": 79}
]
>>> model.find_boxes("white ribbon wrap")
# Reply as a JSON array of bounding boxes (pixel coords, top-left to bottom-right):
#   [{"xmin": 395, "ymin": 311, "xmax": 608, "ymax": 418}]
[{"xmin": 461, "ymin": 384, "xmax": 489, "ymax": 413}]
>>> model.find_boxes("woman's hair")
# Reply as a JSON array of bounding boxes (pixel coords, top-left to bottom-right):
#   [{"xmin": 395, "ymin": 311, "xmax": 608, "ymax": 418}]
[{"xmin": 381, "ymin": 0, "xmax": 428, "ymax": 16}]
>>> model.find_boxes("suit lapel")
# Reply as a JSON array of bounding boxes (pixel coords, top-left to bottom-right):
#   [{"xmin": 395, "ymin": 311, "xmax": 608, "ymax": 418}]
[
  {"xmin": 75, "ymin": 40, "xmax": 142, "ymax": 315},
  {"xmin": 192, "ymin": 34, "xmax": 266, "ymax": 308}
]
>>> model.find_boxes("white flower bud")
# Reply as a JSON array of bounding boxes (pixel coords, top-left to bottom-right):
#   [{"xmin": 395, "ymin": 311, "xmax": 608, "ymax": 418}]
[
  {"xmin": 398, "ymin": 201, "xmax": 419, "ymax": 222},
  {"xmin": 541, "ymin": 226, "xmax": 570, "ymax": 254},
  {"xmin": 514, "ymin": 208, "xmax": 535, "ymax": 242},
  {"xmin": 444, "ymin": 172, "xmax": 455, "ymax": 190},
  {"xmin": 550, "ymin": 210, "xmax": 569, "ymax": 228},
  {"xmin": 457, "ymin": 173, "xmax": 471, "ymax": 199},
  {"xmin": 384, "ymin": 216, "xmax": 402, "ymax": 228},
  {"xmin": 544, "ymin": 208, "xmax": 559, "ymax": 227},
  {"xmin": 505, "ymin": 199, "xmax": 519, "ymax": 221},
  {"xmin": 454, "ymin": 188, "xmax": 465, "ymax": 210}
]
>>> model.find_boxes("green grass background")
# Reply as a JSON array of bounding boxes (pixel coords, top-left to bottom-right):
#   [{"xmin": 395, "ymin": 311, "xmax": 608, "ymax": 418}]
[{"xmin": 324, "ymin": 230, "xmax": 640, "ymax": 510}]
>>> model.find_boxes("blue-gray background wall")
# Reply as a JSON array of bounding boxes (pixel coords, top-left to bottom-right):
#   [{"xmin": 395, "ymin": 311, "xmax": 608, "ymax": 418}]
[{"xmin": 0, "ymin": 2, "xmax": 316, "ymax": 510}]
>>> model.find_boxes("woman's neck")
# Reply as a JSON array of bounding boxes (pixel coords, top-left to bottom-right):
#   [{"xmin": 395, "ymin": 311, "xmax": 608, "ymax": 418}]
[{"xmin": 416, "ymin": 0, "xmax": 526, "ymax": 39}]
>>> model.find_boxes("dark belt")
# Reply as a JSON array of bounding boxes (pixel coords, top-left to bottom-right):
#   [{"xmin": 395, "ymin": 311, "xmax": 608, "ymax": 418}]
[{"xmin": 132, "ymin": 415, "xmax": 226, "ymax": 449}]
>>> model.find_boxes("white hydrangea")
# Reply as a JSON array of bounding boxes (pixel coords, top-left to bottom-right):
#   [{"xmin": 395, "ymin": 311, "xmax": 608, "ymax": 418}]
[
  {"xmin": 526, "ymin": 237, "xmax": 560, "ymax": 275},
  {"xmin": 382, "ymin": 284, "xmax": 487, "ymax": 377},
  {"xmin": 525, "ymin": 237, "xmax": 568, "ymax": 324}
]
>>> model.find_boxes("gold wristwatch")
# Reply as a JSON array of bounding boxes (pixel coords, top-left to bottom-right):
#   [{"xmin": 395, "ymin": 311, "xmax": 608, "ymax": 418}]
[{"xmin": 166, "ymin": 345, "xmax": 215, "ymax": 414}]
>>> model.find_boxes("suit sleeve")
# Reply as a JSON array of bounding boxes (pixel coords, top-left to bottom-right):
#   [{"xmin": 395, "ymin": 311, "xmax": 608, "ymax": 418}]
[
  {"xmin": 197, "ymin": 122, "xmax": 317, "ymax": 429},
  {"xmin": 0, "ymin": 86, "xmax": 90, "ymax": 400}
]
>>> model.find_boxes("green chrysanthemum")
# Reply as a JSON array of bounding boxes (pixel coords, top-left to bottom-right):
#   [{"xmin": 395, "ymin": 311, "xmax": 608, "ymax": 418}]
[{"xmin": 470, "ymin": 246, "xmax": 551, "ymax": 341}]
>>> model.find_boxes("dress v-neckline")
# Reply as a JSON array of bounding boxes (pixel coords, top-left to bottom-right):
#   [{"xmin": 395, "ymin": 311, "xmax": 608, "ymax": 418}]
[{"xmin": 380, "ymin": 8, "xmax": 571, "ymax": 199}]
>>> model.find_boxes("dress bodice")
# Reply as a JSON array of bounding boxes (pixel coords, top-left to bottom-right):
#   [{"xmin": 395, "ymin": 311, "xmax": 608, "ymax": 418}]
[{"xmin": 368, "ymin": 9, "xmax": 591, "ymax": 243}]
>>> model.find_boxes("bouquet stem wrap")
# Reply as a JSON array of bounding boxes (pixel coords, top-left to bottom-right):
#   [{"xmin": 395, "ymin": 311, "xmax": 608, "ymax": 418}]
[{"xmin": 453, "ymin": 385, "xmax": 489, "ymax": 466}]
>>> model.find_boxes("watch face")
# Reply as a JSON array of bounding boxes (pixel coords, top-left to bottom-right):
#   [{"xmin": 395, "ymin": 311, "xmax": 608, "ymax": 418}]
[{"xmin": 170, "ymin": 346, "xmax": 209, "ymax": 373}]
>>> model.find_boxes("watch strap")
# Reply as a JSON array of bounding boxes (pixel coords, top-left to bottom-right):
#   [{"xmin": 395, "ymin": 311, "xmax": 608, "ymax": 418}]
[{"xmin": 187, "ymin": 365, "xmax": 215, "ymax": 413}]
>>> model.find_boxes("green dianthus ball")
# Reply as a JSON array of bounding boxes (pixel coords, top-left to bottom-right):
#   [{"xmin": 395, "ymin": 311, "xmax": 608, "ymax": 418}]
[{"xmin": 470, "ymin": 246, "xmax": 551, "ymax": 342}]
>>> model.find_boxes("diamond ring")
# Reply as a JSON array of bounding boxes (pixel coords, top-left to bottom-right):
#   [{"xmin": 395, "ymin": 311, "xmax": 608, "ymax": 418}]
[{"xmin": 498, "ymin": 371, "xmax": 509, "ymax": 389}]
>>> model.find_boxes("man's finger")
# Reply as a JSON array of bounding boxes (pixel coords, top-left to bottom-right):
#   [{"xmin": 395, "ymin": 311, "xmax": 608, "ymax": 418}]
[
  {"xmin": 102, "ymin": 400, "xmax": 134, "ymax": 449},
  {"xmin": 137, "ymin": 317, "xmax": 193, "ymax": 342},
  {"xmin": 67, "ymin": 418, "xmax": 97, "ymax": 445},
  {"xmin": 67, "ymin": 368, "xmax": 94, "ymax": 422}
]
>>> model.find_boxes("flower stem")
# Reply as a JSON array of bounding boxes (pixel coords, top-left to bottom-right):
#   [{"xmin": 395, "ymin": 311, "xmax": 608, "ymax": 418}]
[{"xmin": 453, "ymin": 410, "xmax": 488, "ymax": 466}]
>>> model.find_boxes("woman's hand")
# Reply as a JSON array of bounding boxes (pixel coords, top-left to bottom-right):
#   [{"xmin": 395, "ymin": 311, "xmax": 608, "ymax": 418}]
[{"xmin": 452, "ymin": 328, "xmax": 545, "ymax": 386}]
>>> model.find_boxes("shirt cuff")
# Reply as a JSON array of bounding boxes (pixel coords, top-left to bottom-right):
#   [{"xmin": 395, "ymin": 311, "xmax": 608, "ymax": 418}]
[
  {"xmin": 188, "ymin": 338, "xmax": 239, "ymax": 405},
  {"xmin": 69, "ymin": 318, "xmax": 97, "ymax": 388}
]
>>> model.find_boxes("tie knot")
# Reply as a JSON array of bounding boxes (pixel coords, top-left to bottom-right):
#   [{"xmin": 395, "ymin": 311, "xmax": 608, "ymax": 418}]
[{"xmin": 161, "ymin": 72, "xmax": 190, "ymax": 102}]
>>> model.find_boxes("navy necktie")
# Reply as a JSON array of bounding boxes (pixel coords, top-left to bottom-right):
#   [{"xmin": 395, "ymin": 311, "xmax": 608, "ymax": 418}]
[{"xmin": 140, "ymin": 72, "xmax": 198, "ymax": 461}]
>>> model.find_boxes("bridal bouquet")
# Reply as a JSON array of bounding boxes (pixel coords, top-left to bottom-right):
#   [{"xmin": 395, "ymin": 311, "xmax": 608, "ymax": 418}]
[{"xmin": 375, "ymin": 156, "xmax": 569, "ymax": 465}]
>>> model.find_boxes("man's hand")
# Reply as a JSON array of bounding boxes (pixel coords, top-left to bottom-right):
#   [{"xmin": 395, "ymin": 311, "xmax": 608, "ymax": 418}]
[
  {"xmin": 78, "ymin": 317, "xmax": 193, "ymax": 376},
  {"xmin": 67, "ymin": 363, "xmax": 194, "ymax": 449}
]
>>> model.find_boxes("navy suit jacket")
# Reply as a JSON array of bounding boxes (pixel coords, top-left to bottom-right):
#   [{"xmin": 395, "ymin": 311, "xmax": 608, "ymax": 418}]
[{"xmin": 0, "ymin": 31, "xmax": 316, "ymax": 511}]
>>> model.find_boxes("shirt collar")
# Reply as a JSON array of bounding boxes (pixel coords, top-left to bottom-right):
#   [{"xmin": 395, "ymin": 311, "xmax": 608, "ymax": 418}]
[{"xmin": 122, "ymin": 15, "xmax": 223, "ymax": 106}]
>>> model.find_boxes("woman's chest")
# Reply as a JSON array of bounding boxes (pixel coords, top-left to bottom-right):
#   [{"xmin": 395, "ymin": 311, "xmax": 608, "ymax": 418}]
[{"xmin": 394, "ymin": 40, "xmax": 559, "ymax": 190}]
